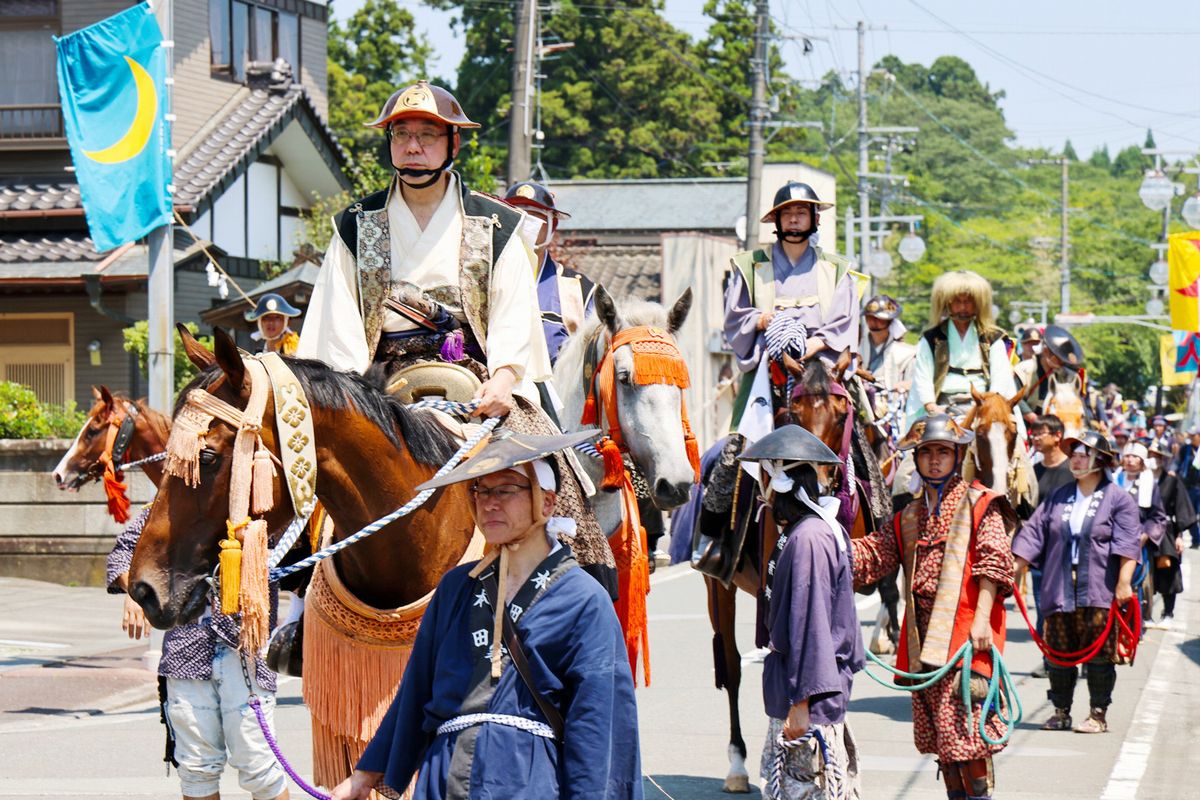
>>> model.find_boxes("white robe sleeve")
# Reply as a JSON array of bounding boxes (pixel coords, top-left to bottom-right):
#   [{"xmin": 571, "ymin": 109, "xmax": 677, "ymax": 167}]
[
  {"xmin": 295, "ymin": 233, "xmax": 372, "ymax": 374},
  {"xmin": 906, "ymin": 336, "xmax": 936, "ymax": 426},
  {"xmin": 485, "ymin": 229, "xmax": 553, "ymax": 390}
]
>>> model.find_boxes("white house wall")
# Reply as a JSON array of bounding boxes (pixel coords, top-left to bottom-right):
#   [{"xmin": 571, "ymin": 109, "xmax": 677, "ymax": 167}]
[
  {"xmin": 279, "ymin": 168, "xmax": 306, "ymax": 208},
  {"xmin": 246, "ymin": 161, "xmax": 279, "ymax": 261},
  {"xmin": 280, "ymin": 215, "xmax": 305, "ymax": 258},
  {"xmin": 212, "ymin": 173, "xmax": 247, "ymax": 258}
]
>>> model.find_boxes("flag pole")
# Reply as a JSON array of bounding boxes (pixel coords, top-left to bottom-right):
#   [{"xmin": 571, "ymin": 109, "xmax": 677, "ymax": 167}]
[
  {"xmin": 147, "ymin": 0, "xmax": 174, "ymax": 417},
  {"xmin": 144, "ymin": 0, "xmax": 173, "ymax": 675}
]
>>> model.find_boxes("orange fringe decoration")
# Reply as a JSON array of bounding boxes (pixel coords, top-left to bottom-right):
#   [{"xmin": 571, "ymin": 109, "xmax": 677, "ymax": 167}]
[
  {"xmin": 238, "ymin": 518, "xmax": 270, "ymax": 654},
  {"xmin": 101, "ymin": 464, "xmax": 130, "ymax": 524},
  {"xmin": 304, "ymin": 559, "xmax": 422, "ymax": 790},
  {"xmin": 597, "ymin": 436, "xmax": 625, "ymax": 491},
  {"xmin": 609, "ymin": 470, "xmax": 651, "ymax": 687}
]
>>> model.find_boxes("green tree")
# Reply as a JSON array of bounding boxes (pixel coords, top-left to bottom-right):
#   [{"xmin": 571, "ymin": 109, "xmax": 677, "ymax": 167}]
[
  {"xmin": 1144, "ymin": 129, "xmax": 1157, "ymax": 149},
  {"xmin": 1089, "ymin": 144, "xmax": 1111, "ymax": 169},
  {"xmin": 1111, "ymin": 144, "xmax": 1149, "ymax": 177},
  {"xmin": 123, "ymin": 322, "xmax": 214, "ymax": 393},
  {"xmin": 1063, "ymin": 139, "xmax": 1078, "ymax": 161}
]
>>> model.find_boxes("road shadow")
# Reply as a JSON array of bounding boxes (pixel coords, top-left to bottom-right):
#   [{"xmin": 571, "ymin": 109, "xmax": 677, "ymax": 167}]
[
  {"xmin": 1181, "ymin": 634, "xmax": 1200, "ymax": 670},
  {"xmin": 643, "ymin": 774, "xmax": 762, "ymax": 798},
  {"xmin": 848, "ymin": 693, "xmax": 912, "ymax": 721}
]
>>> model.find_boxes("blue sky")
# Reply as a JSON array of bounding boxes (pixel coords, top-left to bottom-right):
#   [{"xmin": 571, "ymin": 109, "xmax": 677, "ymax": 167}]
[{"xmin": 329, "ymin": 0, "xmax": 1200, "ymax": 158}]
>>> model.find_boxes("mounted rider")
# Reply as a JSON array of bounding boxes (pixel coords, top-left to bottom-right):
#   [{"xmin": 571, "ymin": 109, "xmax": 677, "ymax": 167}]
[
  {"xmin": 724, "ymin": 180, "xmax": 862, "ymax": 429},
  {"xmin": 907, "ymin": 270, "xmax": 1019, "ymax": 428},
  {"xmin": 246, "ymin": 292, "xmax": 301, "ymax": 356},
  {"xmin": 502, "ymin": 180, "xmax": 596, "ymax": 367},
  {"xmin": 861, "ymin": 293, "xmax": 916, "ymax": 431},
  {"xmin": 1014, "ymin": 324, "xmax": 1087, "ymax": 433},
  {"xmin": 294, "ymin": 80, "xmax": 616, "ymax": 594}
]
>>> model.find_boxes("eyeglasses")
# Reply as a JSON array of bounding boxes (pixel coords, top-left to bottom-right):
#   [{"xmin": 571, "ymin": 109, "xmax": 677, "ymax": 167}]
[
  {"xmin": 469, "ymin": 483, "xmax": 531, "ymax": 501},
  {"xmin": 388, "ymin": 128, "xmax": 448, "ymax": 147}
]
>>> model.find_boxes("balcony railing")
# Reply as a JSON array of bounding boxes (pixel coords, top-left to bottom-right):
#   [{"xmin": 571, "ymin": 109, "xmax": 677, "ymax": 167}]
[{"xmin": 0, "ymin": 104, "xmax": 65, "ymax": 141}]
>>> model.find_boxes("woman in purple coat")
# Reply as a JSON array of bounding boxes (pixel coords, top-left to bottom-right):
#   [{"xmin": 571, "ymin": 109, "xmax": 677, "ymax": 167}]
[
  {"xmin": 1012, "ymin": 431, "xmax": 1142, "ymax": 734},
  {"xmin": 738, "ymin": 425, "xmax": 865, "ymax": 799}
]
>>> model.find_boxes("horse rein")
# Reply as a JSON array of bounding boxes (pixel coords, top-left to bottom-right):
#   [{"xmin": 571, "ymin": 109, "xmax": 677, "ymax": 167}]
[{"xmin": 70, "ymin": 399, "xmax": 140, "ymax": 489}]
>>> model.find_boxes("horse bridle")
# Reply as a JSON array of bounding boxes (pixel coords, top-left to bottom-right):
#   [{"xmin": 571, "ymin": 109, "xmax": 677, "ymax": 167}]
[{"xmin": 71, "ymin": 399, "xmax": 141, "ymax": 489}]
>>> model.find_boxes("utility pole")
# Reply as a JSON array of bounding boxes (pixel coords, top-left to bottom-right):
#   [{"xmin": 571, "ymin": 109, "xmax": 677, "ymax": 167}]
[
  {"xmin": 1029, "ymin": 157, "xmax": 1071, "ymax": 314},
  {"xmin": 856, "ymin": 20, "xmax": 870, "ymax": 270},
  {"xmin": 743, "ymin": 0, "xmax": 770, "ymax": 249},
  {"xmin": 506, "ymin": 0, "xmax": 535, "ymax": 185}
]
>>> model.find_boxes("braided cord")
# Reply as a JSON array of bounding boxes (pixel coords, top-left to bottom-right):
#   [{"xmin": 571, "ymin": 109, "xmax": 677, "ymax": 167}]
[{"xmin": 768, "ymin": 728, "xmax": 841, "ymax": 800}]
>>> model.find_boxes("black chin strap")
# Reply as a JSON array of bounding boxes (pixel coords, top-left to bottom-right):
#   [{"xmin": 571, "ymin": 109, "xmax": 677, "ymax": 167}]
[
  {"xmin": 773, "ymin": 216, "xmax": 817, "ymax": 243},
  {"xmin": 389, "ymin": 124, "xmax": 457, "ymax": 189}
]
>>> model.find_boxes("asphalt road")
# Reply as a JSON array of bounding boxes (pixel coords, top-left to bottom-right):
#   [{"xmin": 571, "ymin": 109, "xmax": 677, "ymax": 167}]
[{"xmin": 1, "ymin": 551, "xmax": 1198, "ymax": 799}]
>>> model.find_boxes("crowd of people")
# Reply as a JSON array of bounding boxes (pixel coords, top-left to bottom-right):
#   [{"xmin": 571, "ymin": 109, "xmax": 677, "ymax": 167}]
[{"xmin": 96, "ymin": 78, "xmax": 1193, "ymax": 800}]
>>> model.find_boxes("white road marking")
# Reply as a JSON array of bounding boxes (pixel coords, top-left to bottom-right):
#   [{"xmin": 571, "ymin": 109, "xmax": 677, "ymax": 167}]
[
  {"xmin": 1099, "ymin": 555, "xmax": 1190, "ymax": 799},
  {"xmin": 0, "ymin": 639, "xmax": 69, "ymax": 649},
  {"xmin": 649, "ymin": 564, "xmax": 700, "ymax": 586}
]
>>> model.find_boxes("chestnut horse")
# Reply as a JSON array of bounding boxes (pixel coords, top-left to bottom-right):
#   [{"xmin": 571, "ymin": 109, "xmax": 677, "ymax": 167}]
[
  {"xmin": 52, "ymin": 386, "xmax": 171, "ymax": 492},
  {"xmin": 129, "ymin": 328, "xmax": 475, "ymax": 788},
  {"xmin": 963, "ymin": 384, "xmax": 1037, "ymax": 516},
  {"xmin": 701, "ymin": 351, "xmax": 892, "ymax": 792}
]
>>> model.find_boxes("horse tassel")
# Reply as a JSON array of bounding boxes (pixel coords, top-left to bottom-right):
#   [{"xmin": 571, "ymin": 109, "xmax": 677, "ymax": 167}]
[
  {"xmin": 238, "ymin": 518, "xmax": 271, "ymax": 654},
  {"xmin": 218, "ymin": 520, "xmax": 245, "ymax": 615},
  {"xmin": 597, "ymin": 436, "xmax": 625, "ymax": 491},
  {"xmin": 251, "ymin": 443, "xmax": 276, "ymax": 515},
  {"xmin": 101, "ymin": 464, "xmax": 131, "ymax": 524}
]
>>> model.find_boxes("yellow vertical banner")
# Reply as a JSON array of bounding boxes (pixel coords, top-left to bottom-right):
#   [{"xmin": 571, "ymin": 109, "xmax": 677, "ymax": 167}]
[
  {"xmin": 1168, "ymin": 232, "xmax": 1200, "ymax": 331},
  {"xmin": 1161, "ymin": 333, "xmax": 1195, "ymax": 386}
]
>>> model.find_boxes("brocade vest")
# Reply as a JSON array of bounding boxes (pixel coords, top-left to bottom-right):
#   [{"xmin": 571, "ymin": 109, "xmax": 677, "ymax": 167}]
[{"xmin": 922, "ymin": 321, "xmax": 1011, "ymax": 399}]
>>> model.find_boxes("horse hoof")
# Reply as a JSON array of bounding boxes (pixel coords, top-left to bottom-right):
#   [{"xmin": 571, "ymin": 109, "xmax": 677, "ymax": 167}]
[
  {"xmin": 869, "ymin": 640, "xmax": 896, "ymax": 656},
  {"xmin": 723, "ymin": 775, "xmax": 751, "ymax": 793}
]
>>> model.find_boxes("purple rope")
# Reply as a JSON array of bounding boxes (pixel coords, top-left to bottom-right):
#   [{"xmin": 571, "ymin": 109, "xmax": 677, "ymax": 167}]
[{"xmin": 249, "ymin": 695, "xmax": 332, "ymax": 800}]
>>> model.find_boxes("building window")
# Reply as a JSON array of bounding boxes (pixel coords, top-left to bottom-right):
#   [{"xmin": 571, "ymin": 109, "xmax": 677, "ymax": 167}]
[
  {"xmin": 210, "ymin": 0, "xmax": 301, "ymax": 82},
  {"xmin": 0, "ymin": 0, "xmax": 61, "ymax": 139},
  {"xmin": 0, "ymin": 313, "xmax": 74, "ymax": 406}
]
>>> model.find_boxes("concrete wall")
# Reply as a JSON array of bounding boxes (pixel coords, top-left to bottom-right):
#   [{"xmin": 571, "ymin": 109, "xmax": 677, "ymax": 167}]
[{"xmin": 0, "ymin": 439, "xmax": 154, "ymax": 587}]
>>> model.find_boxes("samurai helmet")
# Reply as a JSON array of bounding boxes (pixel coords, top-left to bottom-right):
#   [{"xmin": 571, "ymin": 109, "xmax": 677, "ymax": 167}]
[
  {"xmin": 504, "ymin": 181, "xmax": 571, "ymax": 219},
  {"xmin": 366, "ymin": 80, "xmax": 480, "ymax": 130},
  {"xmin": 738, "ymin": 424, "xmax": 842, "ymax": 466},
  {"xmin": 899, "ymin": 414, "xmax": 975, "ymax": 451},
  {"xmin": 1041, "ymin": 325, "xmax": 1083, "ymax": 368},
  {"xmin": 759, "ymin": 180, "xmax": 833, "ymax": 223},
  {"xmin": 1060, "ymin": 430, "xmax": 1116, "ymax": 463},
  {"xmin": 244, "ymin": 293, "xmax": 301, "ymax": 322},
  {"xmin": 863, "ymin": 294, "xmax": 902, "ymax": 322}
]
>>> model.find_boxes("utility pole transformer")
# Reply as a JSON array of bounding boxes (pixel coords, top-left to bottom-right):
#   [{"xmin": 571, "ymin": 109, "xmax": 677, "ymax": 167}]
[
  {"xmin": 506, "ymin": 0, "xmax": 535, "ymax": 185},
  {"xmin": 744, "ymin": 0, "xmax": 770, "ymax": 249}
]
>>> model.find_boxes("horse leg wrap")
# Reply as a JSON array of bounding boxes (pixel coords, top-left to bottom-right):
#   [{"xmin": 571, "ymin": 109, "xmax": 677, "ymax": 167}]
[
  {"xmin": 960, "ymin": 756, "xmax": 993, "ymax": 798},
  {"xmin": 1047, "ymin": 663, "xmax": 1078, "ymax": 711},
  {"xmin": 1086, "ymin": 662, "xmax": 1117, "ymax": 710}
]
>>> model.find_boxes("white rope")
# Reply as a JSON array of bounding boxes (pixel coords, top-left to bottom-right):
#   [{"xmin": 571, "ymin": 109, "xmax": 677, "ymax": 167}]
[
  {"xmin": 436, "ymin": 713, "xmax": 556, "ymax": 740},
  {"xmin": 121, "ymin": 452, "xmax": 168, "ymax": 470},
  {"xmin": 768, "ymin": 729, "xmax": 843, "ymax": 800}
]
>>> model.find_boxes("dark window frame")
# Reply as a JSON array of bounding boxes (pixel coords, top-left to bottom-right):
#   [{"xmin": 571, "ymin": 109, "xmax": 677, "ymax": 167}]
[{"xmin": 209, "ymin": 0, "xmax": 307, "ymax": 83}]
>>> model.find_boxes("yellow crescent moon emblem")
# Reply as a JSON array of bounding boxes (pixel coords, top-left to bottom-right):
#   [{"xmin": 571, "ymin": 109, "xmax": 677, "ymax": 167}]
[{"xmin": 83, "ymin": 56, "xmax": 157, "ymax": 165}]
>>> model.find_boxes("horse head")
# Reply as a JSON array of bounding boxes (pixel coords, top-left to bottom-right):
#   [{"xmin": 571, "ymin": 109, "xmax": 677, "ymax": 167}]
[
  {"xmin": 965, "ymin": 383, "xmax": 1026, "ymax": 495},
  {"xmin": 781, "ymin": 349, "xmax": 854, "ymax": 492},
  {"xmin": 52, "ymin": 386, "xmax": 170, "ymax": 490},
  {"xmin": 588, "ymin": 285, "xmax": 696, "ymax": 510},
  {"xmin": 129, "ymin": 327, "xmax": 296, "ymax": 629}
]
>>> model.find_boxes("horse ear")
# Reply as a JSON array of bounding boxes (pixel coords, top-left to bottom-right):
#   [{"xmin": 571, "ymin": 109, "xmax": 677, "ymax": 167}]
[
  {"xmin": 212, "ymin": 328, "xmax": 245, "ymax": 393},
  {"xmin": 834, "ymin": 348, "xmax": 852, "ymax": 378},
  {"xmin": 178, "ymin": 323, "xmax": 217, "ymax": 371},
  {"xmin": 970, "ymin": 384, "xmax": 984, "ymax": 405},
  {"xmin": 667, "ymin": 288, "xmax": 693, "ymax": 334},
  {"xmin": 781, "ymin": 352, "xmax": 804, "ymax": 376},
  {"xmin": 898, "ymin": 422, "xmax": 923, "ymax": 450},
  {"xmin": 98, "ymin": 385, "xmax": 114, "ymax": 409},
  {"xmin": 1008, "ymin": 382, "xmax": 1030, "ymax": 410},
  {"xmin": 594, "ymin": 285, "xmax": 623, "ymax": 334},
  {"xmin": 91, "ymin": 385, "xmax": 102, "ymax": 402}
]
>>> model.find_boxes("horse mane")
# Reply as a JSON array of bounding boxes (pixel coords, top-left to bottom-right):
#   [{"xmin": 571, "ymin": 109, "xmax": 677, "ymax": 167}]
[
  {"xmin": 798, "ymin": 359, "xmax": 833, "ymax": 396},
  {"xmin": 181, "ymin": 358, "xmax": 461, "ymax": 468},
  {"xmin": 132, "ymin": 396, "xmax": 172, "ymax": 444},
  {"xmin": 554, "ymin": 298, "xmax": 671, "ymax": 385}
]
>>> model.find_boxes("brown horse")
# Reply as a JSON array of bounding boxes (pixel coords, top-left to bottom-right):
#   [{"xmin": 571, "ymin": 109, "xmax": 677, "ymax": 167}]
[
  {"xmin": 129, "ymin": 327, "xmax": 475, "ymax": 786},
  {"xmin": 963, "ymin": 384, "xmax": 1036, "ymax": 515},
  {"xmin": 700, "ymin": 350, "xmax": 891, "ymax": 792},
  {"xmin": 52, "ymin": 386, "xmax": 171, "ymax": 491}
]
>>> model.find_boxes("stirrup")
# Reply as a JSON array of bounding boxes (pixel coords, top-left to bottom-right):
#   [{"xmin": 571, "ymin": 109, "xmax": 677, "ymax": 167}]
[
  {"xmin": 1040, "ymin": 708, "xmax": 1072, "ymax": 731},
  {"xmin": 1074, "ymin": 708, "xmax": 1108, "ymax": 734}
]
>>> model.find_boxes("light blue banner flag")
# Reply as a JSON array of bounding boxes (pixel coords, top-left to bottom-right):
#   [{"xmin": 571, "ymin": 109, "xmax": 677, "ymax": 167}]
[{"xmin": 55, "ymin": 2, "xmax": 170, "ymax": 253}]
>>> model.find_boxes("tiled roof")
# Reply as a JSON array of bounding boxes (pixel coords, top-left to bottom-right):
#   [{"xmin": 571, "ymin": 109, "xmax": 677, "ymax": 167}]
[
  {"xmin": 173, "ymin": 82, "xmax": 346, "ymax": 209},
  {"xmin": 0, "ymin": 233, "xmax": 103, "ymax": 263},
  {"xmin": 551, "ymin": 179, "xmax": 744, "ymax": 234},
  {"xmin": 555, "ymin": 243, "xmax": 662, "ymax": 302},
  {"xmin": 0, "ymin": 182, "xmax": 81, "ymax": 213}
]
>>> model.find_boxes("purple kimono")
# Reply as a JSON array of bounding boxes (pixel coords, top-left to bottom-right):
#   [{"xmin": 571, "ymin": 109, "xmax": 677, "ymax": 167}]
[
  {"xmin": 724, "ymin": 244, "xmax": 860, "ymax": 372},
  {"xmin": 1012, "ymin": 480, "xmax": 1142, "ymax": 614},
  {"xmin": 763, "ymin": 515, "xmax": 864, "ymax": 724}
]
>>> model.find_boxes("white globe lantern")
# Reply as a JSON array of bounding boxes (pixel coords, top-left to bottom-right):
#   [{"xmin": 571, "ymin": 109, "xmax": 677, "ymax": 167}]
[
  {"xmin": 866, "ymin": 249, "xmax": 893, "ymax": 278},
  {"xmin": 897, "ymin": 232, "xmax": 926, "ymax": 263},
  {"xmin": 1139, "ymin": 171, "xmax": 1175, "ymax": 212},
  {"xmin": 1146, "ymin": 296, "xmax": 1165, "ymax": 316},
  {"xmin": 1149, "ymin": 258, "xmax": 1170, "ymax": 286},
  {"xmin": 1182, "ymin": 194, "xmax": 1200, "ymax": 228}
]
